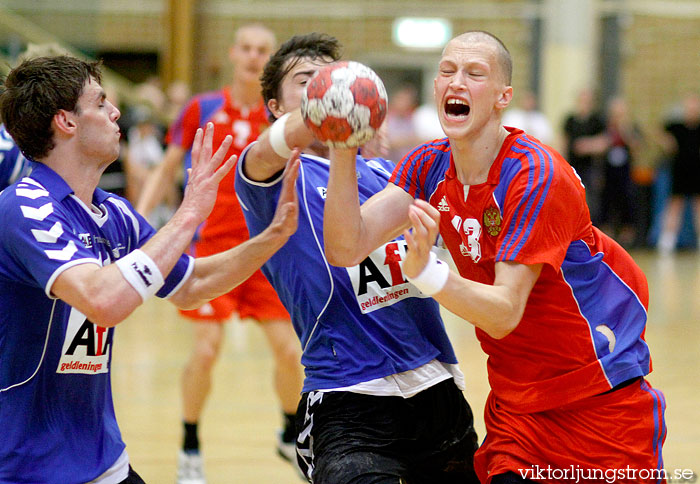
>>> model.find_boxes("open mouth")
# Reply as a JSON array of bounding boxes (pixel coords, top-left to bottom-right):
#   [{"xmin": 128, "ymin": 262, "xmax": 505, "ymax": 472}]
[{"xmin": 445, "ymin": 98, "xmax": 470, "ymax": 118}]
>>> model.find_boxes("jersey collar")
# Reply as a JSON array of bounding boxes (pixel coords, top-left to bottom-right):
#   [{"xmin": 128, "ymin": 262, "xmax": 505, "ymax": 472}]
[
  {"xmin": 29, "ymin": 162, "xmax": 112, "ymax": 205},
  {"xmin": 445, "ymin": 126, "xmax": 523, "ymax": 186}
]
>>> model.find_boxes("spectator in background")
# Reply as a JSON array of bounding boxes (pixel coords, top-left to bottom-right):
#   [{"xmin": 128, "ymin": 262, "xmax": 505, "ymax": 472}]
[
  {"xmin": 657, "ymin": 92, "xmax": 700, "ymax": 254},
  {"xmin": 562, "ymin": 88, "xmax": 608, "ymax": 223},
  {"xmin": 164, "ymin": 80, "xmax": 192, "ymax": 125},
  {"xmin": 97, "ymin": 82, "xmax": 129, "ymax": 198},
  {"xmin": 412, "ymin": 100, "xmax": 445, "ymax": 144},
  {"xmin": 124, "ymin": 105, "xmax": 177, "ymax": 228},
  {"xmin": 598, "ymin": 96, "xmax": 643, "ymax": 248},
  {"xmin": 134, "ymin": 75, "xmax": 168, "ymax": 119},
  {"xmin": 386, "ymin": 83, "xmax": 419, "ymax": 162},
  {"xmin": 502, "ymin": 90, "xmax": 554, "ymax": 145},
  {"xmin": 124, "ymin": 105, "xmax": 164, "ymax": 200}
]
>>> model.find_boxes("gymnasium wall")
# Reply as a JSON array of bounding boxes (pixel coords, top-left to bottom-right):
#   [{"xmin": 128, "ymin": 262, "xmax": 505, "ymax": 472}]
[{"xmin": 2, "ymin": 0, "xmax": 700, "ymax": 167}]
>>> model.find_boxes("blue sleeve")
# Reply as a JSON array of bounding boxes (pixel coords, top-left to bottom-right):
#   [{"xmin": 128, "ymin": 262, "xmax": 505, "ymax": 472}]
[
  {"xmin": 233, "ymin": 142, "xmax": 284, "ymax": 233},
  {"xmin": 0, "ymin": 187, "xmax": 102, "ymax": 296}
]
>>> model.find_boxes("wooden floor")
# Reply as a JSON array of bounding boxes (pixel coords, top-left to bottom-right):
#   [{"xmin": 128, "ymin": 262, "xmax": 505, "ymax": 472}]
[{"xmin": 112, "ymin": 249, "xmax": 700, "ymax": 483}]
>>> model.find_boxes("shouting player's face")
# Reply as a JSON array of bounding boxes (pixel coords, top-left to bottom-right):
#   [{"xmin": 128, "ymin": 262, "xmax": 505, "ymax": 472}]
[
  {"xmin": 433, "ymin": 37, "xmax": 511, "ymax": 141},
  {"xmin": 72, "ymin": 78, "xmax": 122, "ymax": 165}
]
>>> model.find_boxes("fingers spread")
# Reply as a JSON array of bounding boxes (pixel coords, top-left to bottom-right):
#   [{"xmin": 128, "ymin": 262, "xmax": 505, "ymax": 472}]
[{"xmin": 212, "ymin": 153, "xmax": 237, "ymax": 184}]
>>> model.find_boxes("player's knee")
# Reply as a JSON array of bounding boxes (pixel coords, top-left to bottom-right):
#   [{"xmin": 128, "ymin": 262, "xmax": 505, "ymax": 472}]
[{"xmin": 192, "ymin": 338, "xmax": 222, "ymax": 368}]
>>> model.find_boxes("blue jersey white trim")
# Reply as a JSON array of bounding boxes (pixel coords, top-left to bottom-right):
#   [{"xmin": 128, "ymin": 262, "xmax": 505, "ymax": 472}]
[
  {"xmin": 0, "ymin": 163, "xmax": 192, "ymax": 482},
  {"xmin": 236, "ymin": 144, "xmax": 459, "ymax": 392}
]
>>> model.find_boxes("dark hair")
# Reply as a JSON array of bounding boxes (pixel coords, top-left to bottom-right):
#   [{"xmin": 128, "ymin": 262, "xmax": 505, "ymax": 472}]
[
  {"xmin": 260, "ymin": 32, "xmax": 342, "ymax": 121},
  {"xmin": 0, "ymin": 55, "xmax": 102, "ymax": 161}
]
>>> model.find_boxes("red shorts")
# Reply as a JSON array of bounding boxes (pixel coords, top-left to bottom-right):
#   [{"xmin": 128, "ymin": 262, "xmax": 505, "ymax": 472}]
[
  {"xmin": 179, "ymin": 235, "xmax": 289, "ymax": 323},
  {"xmin": 475, "ymin": 378, "xmax": 666, "ymax": 484}
]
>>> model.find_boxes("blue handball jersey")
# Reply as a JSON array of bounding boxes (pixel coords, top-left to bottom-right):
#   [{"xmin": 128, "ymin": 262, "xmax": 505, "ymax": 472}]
[
  {"xmin": 0, "ymin": 164, "xmax": 194, "ymax": 483},
  {"xmin": 0, "ymin": 124, "xmax": 33, "ymax": 191},
  {"xmin": 235, "ymin": 145, "xmax": 458, "ymax": 392}
]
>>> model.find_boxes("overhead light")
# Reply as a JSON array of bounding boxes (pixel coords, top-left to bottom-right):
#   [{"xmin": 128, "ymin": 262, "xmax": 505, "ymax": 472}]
[{"xmin": 392, "ymin": 18, "xmax": 452, "ymax": 50}]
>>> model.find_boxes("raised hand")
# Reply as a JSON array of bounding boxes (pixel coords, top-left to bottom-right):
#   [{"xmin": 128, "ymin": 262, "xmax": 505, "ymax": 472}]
[
  {"xmin": 402, "ymin": 199, "xmax": 441, "ymax": 278},
  {"xmin": 180, "ymin": 122, "xmax": 237, "ymax": 223}
]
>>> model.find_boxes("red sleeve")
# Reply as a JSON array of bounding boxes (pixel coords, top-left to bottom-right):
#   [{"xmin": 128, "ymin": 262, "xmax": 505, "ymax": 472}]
[
  {"xmin": 390, "ymin": 139, "xmax": 450, "ymax": 201},
  {"xmin": 496, "ymin": 148, "xmax": 590, "ymax": 271},
  {"xmin": 165, "ymin": 97, "xmax": 201, "ymax": 150}
]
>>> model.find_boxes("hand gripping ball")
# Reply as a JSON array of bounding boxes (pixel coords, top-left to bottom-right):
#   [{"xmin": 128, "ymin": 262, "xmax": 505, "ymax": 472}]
[{"xmin": 301, "ymin": 61, "xmax": 388, "ymax": 148}]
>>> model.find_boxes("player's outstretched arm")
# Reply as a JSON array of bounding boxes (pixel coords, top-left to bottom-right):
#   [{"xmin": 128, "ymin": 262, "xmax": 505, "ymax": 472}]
[
  {"xmin": 403, "ymin": 199, "xmax": 541, "ymax": 339},
  {"xmin": 243, "ymin": 109, "xmax": 315, "ymax": 182},
  {"xmin": 323, "ymin": 146, "xmax": 413, "ymax": 267},
  {"xmin": 170, "ymin": 151, "xmax": 300, "ymax": 309},
  {"xmin": 52, "ymin": 123, "xmax": 236, "ymax": 327},
  {"xmin": 135, "ymin": 143, "xmax": 185, "ymax": 215}
]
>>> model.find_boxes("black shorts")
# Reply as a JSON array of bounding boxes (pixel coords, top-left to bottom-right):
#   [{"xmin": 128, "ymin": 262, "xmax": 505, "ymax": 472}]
[
  {"xmin": 295, "ymin": 378, "xmax": 479, "ymax": 484},
  {"xmin": 117, "ymin": 466, "xmax": 146, "ymax": 484}
]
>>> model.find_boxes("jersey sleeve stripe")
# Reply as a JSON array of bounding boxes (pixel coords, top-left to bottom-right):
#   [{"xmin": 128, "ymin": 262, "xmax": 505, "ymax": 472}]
[
  {"xmin": 390, "ymin": 140, "xmax": 448, "ymax": 200},
  {"xmin": 390, "ymin": 146, "xmax": 425, "ymax": 198},
  {"xmin": 497, "ymin": 138, "xmax": 554, "ymax": 260},
  {"xmin": 417, "ymin": 142, "xmax": 447, "ymax": 200}
]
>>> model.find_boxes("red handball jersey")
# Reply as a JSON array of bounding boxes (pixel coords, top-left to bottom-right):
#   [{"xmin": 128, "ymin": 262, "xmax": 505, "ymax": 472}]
[
  {"xmin": 391, "ymin": 128, "xmax": 652, "ymax": 413},
  {"xmin": 167, "ymin": 87, "xmax": 269, "ymax": 242}
]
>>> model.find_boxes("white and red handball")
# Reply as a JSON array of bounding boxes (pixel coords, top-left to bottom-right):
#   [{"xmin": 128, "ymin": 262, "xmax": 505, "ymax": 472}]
[{"xmin": 301, "ymin": 61, "xmax": 388, "ymax": 148}]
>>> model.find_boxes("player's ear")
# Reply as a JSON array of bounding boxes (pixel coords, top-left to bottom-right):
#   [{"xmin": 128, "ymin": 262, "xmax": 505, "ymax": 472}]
[
  {"xmin": 496, "ymin": 86, "xmax": 513, "ymax": 110},
  {"xmin": 53, "ymin": 109, "xmax": 77, "ymax": 135},
  {"xmin": 267, "ymin": 98, "xmax": 283, "ymax": 119}
]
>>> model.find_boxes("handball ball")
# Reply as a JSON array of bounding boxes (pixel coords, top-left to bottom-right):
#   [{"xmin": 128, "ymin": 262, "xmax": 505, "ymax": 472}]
[{"xmin": 301, "ymin": 61, "xmax": 388, "ymax": 148}]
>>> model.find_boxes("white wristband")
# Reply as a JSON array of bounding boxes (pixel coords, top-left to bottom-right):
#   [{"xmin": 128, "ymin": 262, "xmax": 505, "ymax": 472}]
[
  {"xmin": 115, "ymin": 249, "xmax": 165, "ymax": 302},
  {"xmin": 405, "ymin": 251, "xmax": 450, "ymax": 296},
  {"xmin": 269, "ymin": 112, "xmax": 292, "ymax": 159}
]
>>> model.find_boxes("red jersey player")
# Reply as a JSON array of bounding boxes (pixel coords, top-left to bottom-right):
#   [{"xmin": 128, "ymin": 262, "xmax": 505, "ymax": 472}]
[
  {"xmin": 137, "ymin": 24, "xmax": 302, "ymax": 483},
  {"xmin": 324, "ymin": 31, "xmax": 665, "ymax": 484}
]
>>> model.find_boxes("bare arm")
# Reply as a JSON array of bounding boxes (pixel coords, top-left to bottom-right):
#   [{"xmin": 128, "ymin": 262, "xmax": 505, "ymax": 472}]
[
  {"xmin": 244, "ymin": 109, "xmax": 315, "ymax": 182},
  {"xmin": 169, "ymin": 153, "xmax": 300, "ymax": 308},
  {"xmin": 51, "ymin": 124, "xmax": 237, "ymax": 327},
  {"xmin": 323, "ymin": 146, "xmax": 414, "ymax": 267},
  {"xmin": 135, "ymin": 144, "xmax": 185, "ymax": 215},
  {"xmin": 403, "ymin": 199, "xmax": 541, "ymax": 339}
]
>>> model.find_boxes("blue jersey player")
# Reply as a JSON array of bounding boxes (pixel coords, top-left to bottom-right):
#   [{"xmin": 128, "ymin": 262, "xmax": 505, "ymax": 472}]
[
  {"xmin": 0, "ymin": 124, "xmax": 33, "ymax": 190},
  {"xmin": 0, "ymin": 56, "xmax": 298, "ymax": 483},
  {"xmin": 235, "ymin": 33, "xmax": 479, "ymax": 484}
]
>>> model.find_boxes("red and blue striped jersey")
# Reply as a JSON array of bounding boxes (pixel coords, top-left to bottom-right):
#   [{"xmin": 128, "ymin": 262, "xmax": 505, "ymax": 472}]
[
  {"xmin": 167, "ymin": 87, "xmax": 269, "ymax": 241},
  {"xmin": 391, "ymin": 128, "xmax": 652, "ymax": 413}
]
